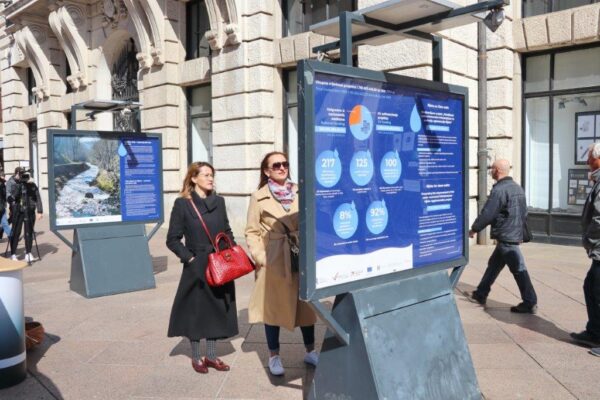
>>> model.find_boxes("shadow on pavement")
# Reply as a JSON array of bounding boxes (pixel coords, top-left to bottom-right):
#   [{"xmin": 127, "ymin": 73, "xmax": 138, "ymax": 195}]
[
  {"xmin": 152, "ymin": 256, "xmax": 168, "ymax": 275},
  {"xmin": 457, "ymin": 283, "xmax": 573, "ymax": 344},
  {"xmin": 24, "ymin": 316, "xmax": 64, "ymax": 399}
]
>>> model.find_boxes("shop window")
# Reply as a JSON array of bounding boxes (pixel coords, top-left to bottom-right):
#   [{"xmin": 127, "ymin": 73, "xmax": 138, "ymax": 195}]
[
  {"xmin": 525, "ymin": 97, "xmax": 550, "ymax": 211},
  {"xmin": 283, "ymin": 0, "xmax": 356, "ymax": 37},
  {"xmin": 284, "ymin": 70, "xmax": 299, "ymax": 182},
  {"xmin": 186, "ymin": 0, "xmax": 211, "ymax": 60},
  {"xmin": 28, "ymin": 120, "xmax": 39, "ymax": 184},
  {"xmin": 554, "ymin": 47, "xmax": 600, "ymax": 91},
  {"xmin": 523, "ymin": 45, "xmax": 600, "ymax": 243},
  {"xmin": 26, "ymin": 68, "xmax": 36, "ymax": 106},
  {"xmin": 522, "ymin": 0, "xmax": 597, "ymax": 17},
  {"xmin": 188, "ymin": 85, "xmax": 212, "ymax": 164},
  {"xmin": 552, "ymin": 93, "xmax": 600, "ymax": 213},
  {"xmin": 524, "ymin": 55, "xmax": 550, "ymax": 93}
]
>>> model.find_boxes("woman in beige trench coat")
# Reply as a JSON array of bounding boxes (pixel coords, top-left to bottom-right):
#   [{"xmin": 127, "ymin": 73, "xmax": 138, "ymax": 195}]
[{"xmin": 245, "ymin": 151, "xmax": 318, "ymax": 376}]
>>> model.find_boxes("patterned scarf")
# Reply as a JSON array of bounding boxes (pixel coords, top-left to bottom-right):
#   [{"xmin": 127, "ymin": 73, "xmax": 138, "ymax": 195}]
[{"xmin": 268, "ymin": 178, "xmax": 295, "ymax": 211}]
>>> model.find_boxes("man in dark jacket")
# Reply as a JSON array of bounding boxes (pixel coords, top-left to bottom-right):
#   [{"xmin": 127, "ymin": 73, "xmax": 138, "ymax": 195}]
[
  {"xmin": 571, "ymin": 144, "xmax": 600, "ymax": 349},
  {"xmin": 468, "ymin": 159, "xmax": 538, "ymax": 313}
]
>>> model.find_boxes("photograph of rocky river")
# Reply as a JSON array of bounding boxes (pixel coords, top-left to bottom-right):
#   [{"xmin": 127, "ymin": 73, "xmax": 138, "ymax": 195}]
[{"xmin": 53, "ymin": 135, "xmax": 121, "ymax": 222}]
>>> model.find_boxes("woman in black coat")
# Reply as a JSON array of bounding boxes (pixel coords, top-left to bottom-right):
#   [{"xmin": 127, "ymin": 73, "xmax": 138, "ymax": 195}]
[{"xmin": 166, "ymin": 161, "xmax": 238, "ymax": 373}]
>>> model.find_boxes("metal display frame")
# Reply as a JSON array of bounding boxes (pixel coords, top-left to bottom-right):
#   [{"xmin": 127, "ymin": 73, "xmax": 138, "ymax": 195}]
[
  {"xmin": 298, "ymin": 60, "xmax": 469, "ymax": 302},
  {"xmin": 47, "ymin": 129, "xmax": 164, "ymax": 232},
  {"xmin": 294, "ymin": 2, "xmax": 511, "ymax": 397},
  {"xmin": 45, "ymin": 101, "xmax": 163, "ymax": 298}
]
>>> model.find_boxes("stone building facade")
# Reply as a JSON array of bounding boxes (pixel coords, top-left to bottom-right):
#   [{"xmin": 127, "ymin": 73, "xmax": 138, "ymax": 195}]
[{"xmin": 0, "ymin": 0, "xmax": 599, "ymax": 243}]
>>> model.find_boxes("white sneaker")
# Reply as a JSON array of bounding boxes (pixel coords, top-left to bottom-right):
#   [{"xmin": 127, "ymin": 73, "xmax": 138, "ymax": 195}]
[
  {"xmin": 25, "ymin": 253, "xmax": 37, "ymax": 262},
  {"xmin": 268, "ymin": 355, "xmax": 284, "ymax": 376},
  {"xmin": 303, "ymin": 350, "xmax": 319, "ymax": 366},
  {"xmin": 10, "ymin": 254, "xmax": 17, "ymax": 261}
]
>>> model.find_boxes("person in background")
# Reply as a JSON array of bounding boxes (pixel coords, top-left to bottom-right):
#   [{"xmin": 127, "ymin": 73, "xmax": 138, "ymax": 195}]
[
  {"xmin": 571, "ymin": 143, "xmax": 600, "ymax": 350},
  {"xmin": 468, "ymin": 159, "xmax": 538, "ymax": 314},
  {"xmin": 245, "ymin": 151, "xmax": 318, "ymax": 376},
  {"xmin": 7, "ymin": 167, "xmax": 42, "ymax": 262},
  {"xmin": 0, "ymin": 171, "xmax": 12, "ymax": 242},
  {"xmin": 166, "ymin": 162, "xmax": 238, "ymax": 373}
]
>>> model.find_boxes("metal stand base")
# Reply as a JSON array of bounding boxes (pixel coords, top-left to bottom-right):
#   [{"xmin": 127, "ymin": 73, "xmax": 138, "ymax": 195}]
[
  {"xmin": 70, "ymin": 224, "xmax": 155, "ymax": 298},
  {"xmin": 308, "ymin": 271, "xmax": 480, "ymax": 400}
]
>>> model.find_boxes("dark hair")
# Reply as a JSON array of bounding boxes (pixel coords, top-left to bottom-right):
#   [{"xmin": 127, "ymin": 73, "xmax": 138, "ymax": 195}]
[
  {"xmin": 258, "ymin": 151, "xmax": 289, "ymax": 189},
  {"xmin": 180, "ymin": 162, "xmax": 215, "ymax": 198}
]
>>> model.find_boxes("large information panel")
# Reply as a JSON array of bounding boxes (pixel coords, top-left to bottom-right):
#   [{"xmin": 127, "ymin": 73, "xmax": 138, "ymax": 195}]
[
  {"xmin": 299, "ymin": 61, "xmax": 468, "ymax": 300},
  {"xmin": 47, "ymin": 130, "xmax": 163, "ymax": 230}
]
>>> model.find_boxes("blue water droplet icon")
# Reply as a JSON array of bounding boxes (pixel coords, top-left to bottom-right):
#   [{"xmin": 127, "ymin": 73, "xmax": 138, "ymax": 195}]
[
  {"xmin": 118, "ymin": 142, "xmax": 127, "ymax": 157},
  {"xmin": 410, "ymin": 105, "xmax": 422, "ymax": 132}
]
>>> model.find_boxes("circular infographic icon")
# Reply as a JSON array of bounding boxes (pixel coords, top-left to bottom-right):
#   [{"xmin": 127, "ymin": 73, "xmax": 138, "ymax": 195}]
[
  {"xmin": 350, "ymin": 150, "xmax": 374, "ymax": 186},
  {"xmin": 380, "ymin": 151, "xmax": 402, "ymax": 185},
  {"xmin": 366, "ymin": 200, "xmax": 389, "ymax": 235},
  {"xmin": 333, "ymin": 202, "xmax": 359, "ymax": 239},
  {"xmin": 315, "ymin": 149, "xmax": 342, "ymax": 188},
  {"xmin": 349, "ymin": 105, "xmax": 373, "ymax": 140}
]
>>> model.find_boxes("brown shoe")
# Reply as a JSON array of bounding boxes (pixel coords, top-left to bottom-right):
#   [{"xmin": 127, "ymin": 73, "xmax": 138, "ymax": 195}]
[
  {"xmin": 203, "ymin": 357, "xmax": 230, "ymax": 371},
  {"xmin": 192, "ymin": 359, "xmax": 208, "ymax": 374}
]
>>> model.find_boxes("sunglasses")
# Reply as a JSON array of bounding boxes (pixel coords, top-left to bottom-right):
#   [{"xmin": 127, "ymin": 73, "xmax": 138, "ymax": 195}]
[{"xmin": 270, "ymin": 162, "xmax": 289, "ymax": 170}]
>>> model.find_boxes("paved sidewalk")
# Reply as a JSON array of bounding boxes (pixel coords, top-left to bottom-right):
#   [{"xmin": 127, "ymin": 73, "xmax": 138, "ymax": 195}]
[{"xmin": 1, "ymin": 219, "xmax": 598, "ymax": 399}]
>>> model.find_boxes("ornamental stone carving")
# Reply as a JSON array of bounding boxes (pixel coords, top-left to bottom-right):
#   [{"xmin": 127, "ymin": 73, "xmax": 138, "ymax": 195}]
[
  {"xmin": 66, "ymin": 5, "xmax": 85, "ymax": 27},
  {"xmin": 101, "ymin": 0, "xmax": 128, "ymax": 28}
]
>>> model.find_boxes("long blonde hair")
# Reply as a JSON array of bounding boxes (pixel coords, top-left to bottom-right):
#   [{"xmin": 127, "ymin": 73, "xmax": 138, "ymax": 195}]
[{"xmin": 179, "ymin": 162, "xmax": 215, "ymax": 199}]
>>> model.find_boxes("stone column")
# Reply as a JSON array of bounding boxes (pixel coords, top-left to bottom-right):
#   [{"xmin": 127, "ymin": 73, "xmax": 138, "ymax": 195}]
[
  {"xmin": 210, "ymin": 0, "xmax": 278, "ymax": 233},
  {"xmin": 138, "ymin": 0, "xmax": 187, "ymax": 221}
]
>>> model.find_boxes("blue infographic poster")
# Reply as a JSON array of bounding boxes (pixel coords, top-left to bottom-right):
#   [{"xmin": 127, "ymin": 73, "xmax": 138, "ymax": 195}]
[
  {"xmin": 312, "ymin": 73, "xmax": 464, "ymax": 289},
  {"xmin": 52, "ymin": 132, "xmax": 162, "ymax": 228}
]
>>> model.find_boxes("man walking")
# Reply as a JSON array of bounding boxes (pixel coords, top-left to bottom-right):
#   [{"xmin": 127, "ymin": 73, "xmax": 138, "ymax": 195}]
[
  {"xmin": 468, "ymin": 159, "xmax": 538, "ymax": 313},
  {"xmin": 571, "ymin": 143, "xmax": 600, "ymax": 348}
]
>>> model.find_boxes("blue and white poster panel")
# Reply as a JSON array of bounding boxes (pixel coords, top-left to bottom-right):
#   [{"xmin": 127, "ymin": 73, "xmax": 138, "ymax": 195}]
[
  {"xmin": 312, "ymin": 73, "xmax": 465, "ymax": 290},
  {"xmin": 50, "ymin": 131, "xmax": 162, "ymax": 229}
]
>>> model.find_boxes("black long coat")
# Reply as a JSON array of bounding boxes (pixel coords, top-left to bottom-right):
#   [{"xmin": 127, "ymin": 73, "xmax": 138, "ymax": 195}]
[{"xmin": 166, "ymin": 192, "xmax": 238, "ymax": 340}]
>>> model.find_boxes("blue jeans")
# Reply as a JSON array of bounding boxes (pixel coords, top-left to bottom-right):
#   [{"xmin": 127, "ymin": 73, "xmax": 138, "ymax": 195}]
[
  {"xmin": 264, "ymin": 324, "xmax": 315, "ymax": 352},
  {"xmin": 0, "ymin": 210, "xmax": 10, "ymax": 238},
  {"xmin": 475, "ymin": 242, "xmax": 538, "ymax": 306},
  {"xmin": 584, "ymin": 260, "xmax": 600, "ymax": 337}
]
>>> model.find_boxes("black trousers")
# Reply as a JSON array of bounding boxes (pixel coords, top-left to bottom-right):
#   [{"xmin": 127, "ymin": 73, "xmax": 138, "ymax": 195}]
[
  {"xmin": 585, "ymin": 260, "xmax": 600, "ymax": 338},
  {"xmin": 474, "ymin": 242, "xmax": 538, "ymax": 306},
  {"xmin": 10, "ymin": 209, "xmax": 36, "ymax": 255}
]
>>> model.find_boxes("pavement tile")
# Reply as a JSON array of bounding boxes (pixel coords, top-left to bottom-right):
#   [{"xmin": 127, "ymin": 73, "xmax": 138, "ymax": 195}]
[
  {"xmin": 468, "ymin": 343, "xmax": 541, "ymax": 370},
  {"xmin": 519, "ymin": 340, "xmax": 600, "ymax": 371},
  {"xmin": 550, "ymin": 367, "xmax": 600, "ymax": 400},
  {"xmin": 462, "ymin": 322, "xmax": 513, "ymax": 344},
  {"xmin": 0, "ymin": 373, "xmax": 55, "ymax": 400},
  {"xmin": 216, "ymin": 366, "xmax": 314, "ymax": 400},
  {"xmin": 131, "ymin": 365, "xmax": 228, "ymax": 399},
  {"xmin": 477, "ymin": 368, "xmax": 577, "ymax": 400}
]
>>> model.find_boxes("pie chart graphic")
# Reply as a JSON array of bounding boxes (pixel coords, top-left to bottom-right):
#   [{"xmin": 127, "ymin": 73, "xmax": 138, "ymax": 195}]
[{"xmin": 349, "ymin": 105, "xmax": 373, "ymax": 140}]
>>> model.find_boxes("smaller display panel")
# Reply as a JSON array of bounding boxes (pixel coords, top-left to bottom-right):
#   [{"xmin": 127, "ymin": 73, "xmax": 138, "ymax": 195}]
[{"xmin": 48, "ymin": 130, "xmax": 163, "ymax": 230}]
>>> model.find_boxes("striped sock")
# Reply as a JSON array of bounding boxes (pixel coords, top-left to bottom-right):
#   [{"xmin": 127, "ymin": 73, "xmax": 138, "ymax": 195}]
[
  {"xmin": 190, "ymin": 340, "xmax": 201, "ymax": 362},
  {"xmin": 206, "ymin": 339, "xmax": 217, "ymax": 361}
]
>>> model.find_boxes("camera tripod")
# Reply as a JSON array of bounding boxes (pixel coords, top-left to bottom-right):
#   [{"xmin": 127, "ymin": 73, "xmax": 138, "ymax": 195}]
[{"xmin": 4, "ymin": 181, "xmax": 41, "ymax": 264}]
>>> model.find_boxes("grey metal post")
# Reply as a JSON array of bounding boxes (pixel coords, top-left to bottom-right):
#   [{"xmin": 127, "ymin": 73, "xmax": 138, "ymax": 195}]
[
  {"xmin": 339, "ymin": 11, "xmax": 353, "ymax": 66},
  {"xmin": 477, "ymin": 9, "xmax": 489, "ymax": 245},
  {"xmin": 432, "ymin": 36, "xmax": 443, "ymax": 83}
]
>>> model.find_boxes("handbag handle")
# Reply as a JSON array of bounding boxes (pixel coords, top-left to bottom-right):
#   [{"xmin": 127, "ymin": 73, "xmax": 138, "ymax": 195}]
[
  {"xmin": 214, "ymin": 232, "xmax": 234, "ymax": 254},
  {"xmin": 188, "ymin": 199, "xmax": 217, "ymax": 251}
]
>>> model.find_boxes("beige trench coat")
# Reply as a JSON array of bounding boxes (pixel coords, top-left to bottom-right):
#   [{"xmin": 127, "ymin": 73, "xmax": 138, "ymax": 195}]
[{"xmin": 245, "ymin": 184, "xmax": 317, "ymax": 331}]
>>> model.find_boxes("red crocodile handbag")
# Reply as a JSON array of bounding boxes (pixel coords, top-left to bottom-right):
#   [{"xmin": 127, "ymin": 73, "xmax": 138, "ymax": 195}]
[{"xmin": 188, "ymin": 199, "xmax": 254, "ymax": 286}]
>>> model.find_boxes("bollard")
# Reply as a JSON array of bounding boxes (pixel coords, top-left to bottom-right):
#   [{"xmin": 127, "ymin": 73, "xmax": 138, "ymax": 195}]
[{"xmin": 0, "ymin": 258, "xmax": 28, "ymax": 389}]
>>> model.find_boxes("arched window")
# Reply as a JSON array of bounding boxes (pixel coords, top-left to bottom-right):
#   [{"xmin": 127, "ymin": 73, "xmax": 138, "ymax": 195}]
[
  {"xmin": 186, "ymin": 0, "xmax": 211, "ymax": 60},
  {"xmin": 111, "ymin": 38, "xmax": 139, "ymax": 131},
  {"xmin": 284, "ymin": 0, "xmax": 356, "ymax": 36}
]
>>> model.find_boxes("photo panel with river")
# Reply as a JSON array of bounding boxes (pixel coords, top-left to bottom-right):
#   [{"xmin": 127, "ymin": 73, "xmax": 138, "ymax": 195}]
[
  {"xmin": 49, "ymin": 130, "xmax": 163, "ymax": 229},
  {"xmin": 309, "ymin": 71, "xmax": 466, "ymax": 293}
]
